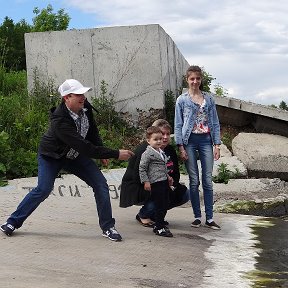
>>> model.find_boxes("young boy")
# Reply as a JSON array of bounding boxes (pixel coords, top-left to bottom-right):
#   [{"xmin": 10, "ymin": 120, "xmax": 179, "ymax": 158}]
[{"xmin": 139, "ymin": 126, "xmax": 173, "ymax": 237}]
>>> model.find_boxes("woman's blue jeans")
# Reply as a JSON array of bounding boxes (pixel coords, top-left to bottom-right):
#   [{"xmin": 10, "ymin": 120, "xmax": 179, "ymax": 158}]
[
  {"xmin": 185, "ymin": 133, "xmax": 214, "ymax": 221},
  {"xmin": 7, "ymin": 154, "xmax": 115, "ymax": 231}
]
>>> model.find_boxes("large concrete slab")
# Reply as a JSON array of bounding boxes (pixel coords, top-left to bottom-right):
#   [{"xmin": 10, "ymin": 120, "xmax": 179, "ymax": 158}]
[
  {"xmin": 25, "ymin": 24, "xmax": 189, "ymax": 124},
  {"xmin": 215, "ymin": 95, "xmax": 288, "ymax": 122},
  {"xmin": 215, "ymin": 95, "xmax": 288, "ymax": 137},
  {"xmin": 1, "ymin": 170, "xmax": 286, "ymax": 287},
  {"xmin": 232, "ymin": 133, "xmax": 288, "ymax": 180}
]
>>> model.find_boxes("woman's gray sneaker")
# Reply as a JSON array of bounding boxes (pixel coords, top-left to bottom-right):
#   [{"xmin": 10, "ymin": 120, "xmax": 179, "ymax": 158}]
[
  {"xmin": 205, "ymin": 221, "xmax": 221, "ymax": 230},
  {"xmin": 191, "ymin": 219, "xmax": 201, "ymax": 228}
]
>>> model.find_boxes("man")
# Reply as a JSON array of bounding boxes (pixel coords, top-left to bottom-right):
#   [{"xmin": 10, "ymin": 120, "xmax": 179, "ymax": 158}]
[{"xmin": 1, "ymin": 79, "xmax": 133, "ymax": 241}]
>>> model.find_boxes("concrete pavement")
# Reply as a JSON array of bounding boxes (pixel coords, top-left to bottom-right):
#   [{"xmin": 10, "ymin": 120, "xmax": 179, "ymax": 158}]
[{"xmin": 0, "ymin": 171, "xmax": 272, "ymax": 288}]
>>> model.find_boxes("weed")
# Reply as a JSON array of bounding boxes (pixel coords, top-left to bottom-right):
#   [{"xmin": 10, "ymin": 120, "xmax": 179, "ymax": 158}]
[{"xmin": 213, "ymin": 162, "xmax": 240, "ymax": 184}]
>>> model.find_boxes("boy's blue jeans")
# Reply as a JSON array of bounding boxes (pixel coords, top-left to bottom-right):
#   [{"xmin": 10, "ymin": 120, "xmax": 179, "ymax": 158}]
[
  {"xmin": 185, "ymin": 133, "xmax": 214, "ymax": 221},
  {"xmin": 7, "ymin": 154, "xmax": 115, "ymax": 231}
]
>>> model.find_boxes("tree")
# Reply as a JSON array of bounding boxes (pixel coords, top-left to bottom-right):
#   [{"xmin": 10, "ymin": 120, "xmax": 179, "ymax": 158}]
[
  {"xmin": 0, "ymin": 17, "xmax": 31, "ymax": 70},
  {"xmin": 0, "ymin": 5, "xmax": 70, "ymax": 71},
  {"xmin": 214, "ymin": 83, "xmax": 228, "ymax": 97},
  {"xmin": 201, "ymin": 69, "xmax": 215, "ymax": 92},
  {"xmin": 279, "ymin": 101, "xmax": 288, "ymax": 111},
  {"xmin": 32, "ymin": 4, "xmax": 70, "ymax": 32},
  {"xmin": 269, "ymin": 104, "xmax": 277, "ymax": 109}
]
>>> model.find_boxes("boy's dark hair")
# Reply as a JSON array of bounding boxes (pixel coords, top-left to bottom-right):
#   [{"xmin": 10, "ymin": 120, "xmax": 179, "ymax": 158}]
[{"xmin": 146, "ymin": 126, "xmax": 162, "ymax": 139}]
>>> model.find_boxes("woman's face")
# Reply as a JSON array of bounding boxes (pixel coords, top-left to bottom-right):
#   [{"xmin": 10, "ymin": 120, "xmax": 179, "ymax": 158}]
[
  {"xmin": 160, "ymin": 127, "xmax": 171, "ymax": 149},
  {"xmin": 187, "ymin": 71, "xmax": 202, "ymax": 90}
]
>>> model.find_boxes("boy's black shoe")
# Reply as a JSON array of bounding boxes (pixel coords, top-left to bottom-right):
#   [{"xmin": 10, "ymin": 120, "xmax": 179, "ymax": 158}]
[
  {"xmin": 102, "ymin": 226, "xmax": 122, "ymax": 241},
  {"xmin": 205, "ymin": 221, "xmax": 221, "ymax": 230},
  {"xmin": 153, "ymin": 226, "xmax": 173, "ymax": 237},
  {"xmin": 0, "ymin": 223, "xmax": 15, "ymax": 236},
  {"xmin": 151, "ymin": 218, "xmax": 169, "ymax": 226},
  {"xmin": 191, "ymin": 219, "xmax": 201, "ymax": 228}
]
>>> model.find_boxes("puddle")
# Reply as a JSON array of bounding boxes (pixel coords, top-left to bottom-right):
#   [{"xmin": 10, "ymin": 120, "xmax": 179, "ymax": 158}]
[{"xmin": 246, "ymin": 217, "xmax": 288, "ymax": 287}]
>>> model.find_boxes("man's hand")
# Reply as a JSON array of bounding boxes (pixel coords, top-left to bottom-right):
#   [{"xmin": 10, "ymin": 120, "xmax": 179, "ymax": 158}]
[
  {"xmin": 101, "ymin": 159, "xmax": 109, "ymax": 166},
  {"xmin": 118, "ymin": 149, "xmax": 134, "ymax": 160}
]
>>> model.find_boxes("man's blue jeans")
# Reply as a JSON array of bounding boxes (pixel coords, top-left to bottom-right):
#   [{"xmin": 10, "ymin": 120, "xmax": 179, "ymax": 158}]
[
  {"xmin": 185, "ymin": 133, "xmax": 214, "ymax": 221},
  {"xmin": 7, "ymin": 154, "xmax": 115, "ymax": 231}
]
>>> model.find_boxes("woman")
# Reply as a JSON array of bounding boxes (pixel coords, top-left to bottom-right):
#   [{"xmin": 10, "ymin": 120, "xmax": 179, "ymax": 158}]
[
  {"xmin": 174, "ymin": 65, "xmax": 221, "ymax": 230},
  {"xmin": 120, "ymin": 119, "xmax": 189, "ymax": 227}
]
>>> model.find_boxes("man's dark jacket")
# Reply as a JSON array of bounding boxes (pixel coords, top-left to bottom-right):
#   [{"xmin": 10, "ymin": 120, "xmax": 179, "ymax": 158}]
[{"xmin": 39, "ymin": 101, "xmax": 119, "ymax": 160}]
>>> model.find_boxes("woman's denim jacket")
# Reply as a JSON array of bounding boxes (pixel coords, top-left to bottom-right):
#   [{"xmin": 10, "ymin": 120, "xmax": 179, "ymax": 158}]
[{"xmin": 174, "ymin": 91, "xmax": 221, "ymax": 146}]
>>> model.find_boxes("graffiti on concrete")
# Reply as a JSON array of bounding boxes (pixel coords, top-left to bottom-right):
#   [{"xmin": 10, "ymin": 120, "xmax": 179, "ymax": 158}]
[{"xmin": 22, "ymin": 183, "xmax": 121, "ymax": 199}]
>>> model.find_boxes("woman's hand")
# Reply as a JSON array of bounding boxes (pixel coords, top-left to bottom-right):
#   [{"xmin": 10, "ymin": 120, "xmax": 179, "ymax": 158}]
[
  {"xmin": 214, "ymin": 145, "xmax": 220, "ymax": 160},
  {"xmin": 168, "ymin": 175, "xmax": 174, "ymax": 186},
  {"xmin": 144, "ymin": 182, "xmax": 151, "ymax": 191},
  {"xmin": 179, "ymin": 146, "xmax": 188, "ymax": 161}
]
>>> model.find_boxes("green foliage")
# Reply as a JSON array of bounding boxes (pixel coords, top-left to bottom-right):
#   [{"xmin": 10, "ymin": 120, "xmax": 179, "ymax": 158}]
[
  {"xmin": 164, "ymin": 90, "xmax": 175, "ymax": 131},
  {"xmin": 0, "ymin": 17, "xmax": 31, "ymax": 70},
  {"xmin": 213, "ymin": 163, "xmax": 231, "ymax": 184},
  {"xmin": 0, "ymin": 71, "xmax": 142, "ymax": 180},
  {"xmin": 92, "ymin": 80, "xmax": 137, "ymax": 135},
  {"xmin": 269, "ymin": 104, "xmax": 278, "ymax": 108},
  {"xmin": 169, "ymin": 138, "xmax": 187, "ymax": 175},
  {"xmin": 221, "ymin": 131, "xmax": 233, "ymax": 151},
  {"xmin": 30, "ymin": 68, "xmax": 60, "ymax": 108},
  {"xmin": 0, "ymin": 66, "xmax": 27, "ymax": 95},
  {"xmin": 92, "ymin": 80, "xmax": 139, "ymax": 168},
  {"xmin": 279, "ymin": 100, "xmax": 288, "ymax": 111},
  {"xmin": 0, "ymin": 68, "xmax": 60, "ymax": 181},
  {"xmin": 214, "ymin": 83, "xmax": 228, "ymax": 97},
  {"xmin": 97, "ymin": 126, "xmax": 128, "ymax": 169},
  {"xmin": 8, "ymin": 148, "xmax": 38, "ymax": 178},
  {"xmin": 92, "ymin": 80, "xmax": 121, "ymax": 131},
  {"xmin": 32, "ymin": 4, "xmax": 70, "ymax": 32},
  {"xmin": 212, "ymin": 162, "xmax": 241, "ymax": 184},
  {"xmin": 0, "ymin": 4, "xmax": 70, "ymax": 71},
  {"xmin": 201, "ymin": 69, "xmax": 215, "ymax": 92},
  {"xmin": 0, "ymin": 131, "xmax": 11, "ymax": 185}
]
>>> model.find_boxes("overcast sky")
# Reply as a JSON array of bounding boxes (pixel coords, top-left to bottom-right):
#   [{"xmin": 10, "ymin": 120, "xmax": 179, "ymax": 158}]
[{"xmin": 1, "ymin": 0, "xmax": 288, "ymax": 106}]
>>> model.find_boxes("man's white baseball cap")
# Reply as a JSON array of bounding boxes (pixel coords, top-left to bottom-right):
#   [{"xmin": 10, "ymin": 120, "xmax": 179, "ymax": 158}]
[{"xmin": 58, "ymin": 79, "xmax": 92, "ymax": 97}]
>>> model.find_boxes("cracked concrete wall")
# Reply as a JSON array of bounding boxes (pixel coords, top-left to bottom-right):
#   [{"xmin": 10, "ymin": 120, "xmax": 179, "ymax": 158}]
[{"xmin": 25, "ymin": 24, "xmax": 189, "ymax": 125}]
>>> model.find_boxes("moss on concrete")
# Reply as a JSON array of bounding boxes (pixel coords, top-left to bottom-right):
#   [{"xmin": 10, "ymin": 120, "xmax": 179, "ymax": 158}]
[
  {"xmin": 245, "ymin": 270, "xmax": 288, "ymax": 287},
  {"xmin": 215, "ymin": 198, "xmax": 287, "ymax": 217}
]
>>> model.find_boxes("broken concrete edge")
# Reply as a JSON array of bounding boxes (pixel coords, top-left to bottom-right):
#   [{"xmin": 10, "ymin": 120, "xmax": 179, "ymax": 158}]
[{"xmin": 215, "ymin": 195, "xmax": 288, "ymax": 217}]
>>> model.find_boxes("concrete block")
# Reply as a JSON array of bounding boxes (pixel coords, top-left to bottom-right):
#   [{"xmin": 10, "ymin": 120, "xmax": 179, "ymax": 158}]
[
  {"xmin": 25, "ymin": 24, "xmax": 189, "ymax": 123},
  {"xmin": 232, "ymin": 133, "xmax": 288, "ymax": 180}
]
